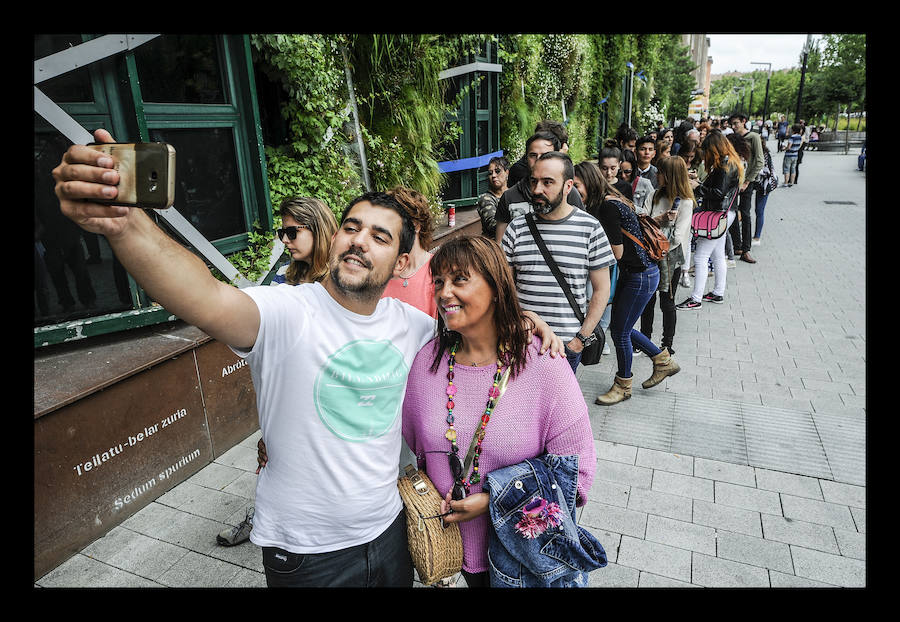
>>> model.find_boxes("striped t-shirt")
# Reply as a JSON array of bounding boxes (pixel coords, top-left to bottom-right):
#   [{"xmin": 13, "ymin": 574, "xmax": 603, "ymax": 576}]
[
  {"xmin": 502, "ymin": 207, "xmax": 616, "ymax": 341},
  {"xmin": 784, "ymin": 133, "xmax": 802, "ymax": 157}
]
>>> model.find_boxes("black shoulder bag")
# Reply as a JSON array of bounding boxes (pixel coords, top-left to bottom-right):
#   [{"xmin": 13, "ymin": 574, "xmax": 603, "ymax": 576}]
[{"xmin": 524, "ymin": 213, "xmax": 605, "ymax": 365}]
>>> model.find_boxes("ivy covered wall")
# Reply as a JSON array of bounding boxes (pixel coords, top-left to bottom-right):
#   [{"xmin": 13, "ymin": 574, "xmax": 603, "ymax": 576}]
[{"xmin": 238, "ymin": 33, "xmax": 697, "ymax": 279}]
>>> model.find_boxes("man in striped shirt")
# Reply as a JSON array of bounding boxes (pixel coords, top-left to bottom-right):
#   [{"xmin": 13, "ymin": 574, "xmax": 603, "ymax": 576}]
[{"xmin": 502, "ymin": 152, "xmax": 616, "ymax": 373}]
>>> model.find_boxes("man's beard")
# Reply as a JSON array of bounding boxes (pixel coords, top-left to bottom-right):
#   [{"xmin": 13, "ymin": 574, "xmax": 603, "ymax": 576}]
[
  {"xmin": 329, "ymin": 248, "xmax": 393, "ymax": 300},
  {"xmin": 532, "ymin": 187, "xmax": 564, "ymax": 215}
]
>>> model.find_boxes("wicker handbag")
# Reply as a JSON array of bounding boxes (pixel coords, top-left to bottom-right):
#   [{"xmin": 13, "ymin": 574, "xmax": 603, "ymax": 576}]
[{"xmin": 398, "ymin": 465, "xmax": 463, "ymax": 585}]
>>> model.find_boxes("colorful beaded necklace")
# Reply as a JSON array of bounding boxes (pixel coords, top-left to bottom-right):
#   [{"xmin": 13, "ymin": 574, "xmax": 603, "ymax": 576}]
[{"xmin": 445, "ymin": 341, "xmax": 504, "ymax": 493}]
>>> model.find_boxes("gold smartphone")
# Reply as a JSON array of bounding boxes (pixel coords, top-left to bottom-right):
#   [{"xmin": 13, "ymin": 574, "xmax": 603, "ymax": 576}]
[{"xmin": 87, "ymin": 142, "xmax": 176, "ymax": 209}]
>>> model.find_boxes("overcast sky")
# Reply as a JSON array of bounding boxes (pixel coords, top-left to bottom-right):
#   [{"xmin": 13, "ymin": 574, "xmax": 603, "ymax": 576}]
[{"xmin": 706, "ymin": 34, "xmax": 822, "ymax": 74}]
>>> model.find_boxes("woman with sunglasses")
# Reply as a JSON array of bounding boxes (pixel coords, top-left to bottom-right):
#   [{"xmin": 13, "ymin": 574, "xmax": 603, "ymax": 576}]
[
  {"xmin": 273, "ymin": 197, "xmax": 338, "ymax": 285},
  {"xmin": 401, "ymin": 235, "xmax": 596, "ymax": 588}
]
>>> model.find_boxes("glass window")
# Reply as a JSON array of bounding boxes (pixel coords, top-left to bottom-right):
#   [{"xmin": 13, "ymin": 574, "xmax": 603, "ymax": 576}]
[
  {"xmin": 34, "ymin": 34, "xmax": 94, "ymax": 103},
  {"xmin": 476, "ymin": 74, "xmax": 488, "ymax": 110},
  {"xmin": 477, "ymin": 120, "xmax": 489, "ymax": 156},
  {"xmin": 148, "ymin": 127, "xmax": 246, "ymax": 241},
  {"xmin": 134, "ymin": 35, "xmax": 227, "ymax": 104},
  {"xmin": 34, "ymin": 123, "xmax": 132, "ymax": 327}
]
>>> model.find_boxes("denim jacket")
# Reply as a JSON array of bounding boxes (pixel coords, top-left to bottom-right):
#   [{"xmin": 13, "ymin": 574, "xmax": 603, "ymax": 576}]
[{"xmin": 485, "ymin": 454, "xmax": 607, "ymax": 587}]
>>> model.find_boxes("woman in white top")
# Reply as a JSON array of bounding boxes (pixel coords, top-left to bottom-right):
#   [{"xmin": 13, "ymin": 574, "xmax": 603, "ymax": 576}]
[{"xmin": 637, "ymin": 156, "xmax": 694, "ymax": 355}]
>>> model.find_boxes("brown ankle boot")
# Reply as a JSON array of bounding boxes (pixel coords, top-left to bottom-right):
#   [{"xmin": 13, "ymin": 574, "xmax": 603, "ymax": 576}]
[
  {"xmin": 595, "ymin": 375, "xmax": 632, "ymax": 405},
  {"xmin": 642, "ymin": 348, "xmax": 681, "ymax": 389}
]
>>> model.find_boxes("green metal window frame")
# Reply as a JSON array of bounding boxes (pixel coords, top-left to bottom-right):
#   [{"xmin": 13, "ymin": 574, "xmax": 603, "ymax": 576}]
[
  {"xmin": 34, "ymin": 34, "xmax": 271, "ymax": 348},
  {"xmin": 441, "ymin": 40, "xmax": 501, "ymax": 207}
]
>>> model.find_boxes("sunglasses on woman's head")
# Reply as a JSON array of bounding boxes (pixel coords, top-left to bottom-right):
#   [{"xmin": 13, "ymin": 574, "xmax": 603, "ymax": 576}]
[{"xmin": 276, "ymin": 225, "xmax": 309, "ymax": 240}]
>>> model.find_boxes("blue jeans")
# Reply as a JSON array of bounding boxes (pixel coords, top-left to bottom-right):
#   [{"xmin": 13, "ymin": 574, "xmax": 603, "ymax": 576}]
[
  {"xmin": 754, "ymin": 191, "xmax": 770, "ymax": 239},
  {"xmin": 262, "ymin": 511, "xmax": 413, "ymax": 587},
  {"xmin": 565, "ymin": 344, "xmax": 583, "ymax": 374},
  {"xmin": 610, "ymin": 264, "xmax": 662, "ymax": 378}
]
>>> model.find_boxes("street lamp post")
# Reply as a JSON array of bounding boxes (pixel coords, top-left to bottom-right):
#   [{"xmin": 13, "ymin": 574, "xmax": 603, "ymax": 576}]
[
  {"xmin": 625, "ymin": 62, "xmax": 635, "ymax": 127},
  {"xmin": 739, "ymin": 77, "xmax": 754, "ymax": 119},
  {"xmin": 751, "ymin": 61, "xmax": 772, "ymax": 123},
  {"xmin": 795, "ymin": 34, "xmax": 813, "ymax": 123}
]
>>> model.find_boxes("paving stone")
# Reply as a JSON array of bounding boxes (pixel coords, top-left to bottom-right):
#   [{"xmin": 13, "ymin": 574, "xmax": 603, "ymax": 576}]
[
  {"xmin": 627, "ymin": 487, "xmax": 692, "ymax": 522},
  {"xmin": 156, "ymin": 550, "xmax": 243, "ymax": 588},
  {"xmin": 636, "ymin": 448, "xmax": 694, "ymax": 475},
  {"xmin": 694, "ymin": 457, "xmax": 756, "ymax": 487},
  {"xmin": 223, "ymin": 567, "xmax": 266, "ymax": 588},
  {"xmin": 579, "ymin": 501, "xmax": 647, "ymax": 538},
  {"xmin": 760, "ymin": 514, "xmax": 840, "ymax": 554},
  {"xmin": 645, "ymin": 515, "xmax": 716, "ymax": 556},
  {"xmin": 579, "ymin": 525, "xmax": 621, "ymax": 564},
  {"xmin": 716, "ymin": 530, "xmax": 794, "ymax": 574},
  {"xmin": 652, "ymin": 470, "xmax": 714, "ymax": 501},
  {"xmin": 617, "ymin": 536, "xmax": 692, "ymax": 583},
  {"xmin": 37, "ymin": 553, "xmax": 162, "ymax": 588},
  {"xmin": 769, "ymin": 570, "xmax": 836, "ymax": 588},
  {"xmin": 780, "ymin": 494, "xmax": 856, "ymax": 531},
  {"xmin": 638, "ymin": 572, "xmax": 700, "ymax": 588},
  {"xmin": 594, "ymin": 459, "xmax": 653, "ymax": 489},
  {"xmin": 214, "ymin": 443, "xmax": 260, "ymax": 472},
  {"xmin": 819, "ymin": 479, "xmax": 865, "ymax": 508},
  {"xmin": 588, "ymin": 562, "xmax": 639, "ymax": 587},
  {"xmin": 755, "ymin": 468, "xmax": 823, "ymax": 500},
  {"xmin": 833, "ymin": 528, "xmax": 865, "ymax": 560},
  {"xmin": 595, "ymin": 440, "xmax": 637, "ymax": 464},
  {"xmin": 80, "ymin": 526, "xmax": 188, "ymax": 580},
  {"xmin": 850, "ymin": 506, "xmax": 866, "ymax": 533},
  {"xmin": 790, "ymin": 546, "xmax": 866, "ymax": 587},
  {"xmin": 186, "ymin": 462, "xmax": 245, "ymax": 491},
  {"xmin": 714, "ymin": 481, "xmax": 782, "ymax": 516},
  {"xmin": 693, "ymin": 499, "xmax": 762, "ymax": 537},
  {"xmin": 588, "ymin": 478, "xmax": 631, "ymax": 508},
  {"xmin": 222, "ymin": 471, "xmax": 259, "ymax": 500},
  {"xmin": 691, "ymin": 552, "xmax": 770, "ymax": 587}
]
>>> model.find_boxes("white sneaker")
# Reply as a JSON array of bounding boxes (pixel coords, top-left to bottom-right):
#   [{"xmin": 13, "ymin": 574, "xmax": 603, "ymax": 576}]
[
  {"xmin": 727, "ymin": 259, "xmax": 737, "ymax": 268},
  {"xmin": 752, "ymin": 238, "xmax": 761, "ymax": 246},
  {"xmin": 602, "ymin": 341, "xmax": 610, "ymax": 355}
]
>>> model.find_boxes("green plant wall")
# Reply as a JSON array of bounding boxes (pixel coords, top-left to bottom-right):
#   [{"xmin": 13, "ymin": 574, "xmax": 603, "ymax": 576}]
[{"xmin": 238, "ymin": 33, "xmax": 698, "ymax": 280}]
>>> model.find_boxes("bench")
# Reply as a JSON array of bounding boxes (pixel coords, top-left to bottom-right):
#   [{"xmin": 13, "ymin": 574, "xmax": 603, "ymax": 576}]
[{"xmin": 811, "ymin": 140, "xmax": 864, "ymax": 153}]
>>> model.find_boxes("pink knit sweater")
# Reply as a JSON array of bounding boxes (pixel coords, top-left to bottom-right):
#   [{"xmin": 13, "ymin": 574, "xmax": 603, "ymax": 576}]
[{"xmin": 401, "ymin": 337, "xmax": 597, "ymax": 574}]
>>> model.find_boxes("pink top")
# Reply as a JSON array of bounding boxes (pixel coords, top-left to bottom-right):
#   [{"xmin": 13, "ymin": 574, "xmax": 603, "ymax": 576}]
[
  {"xmin": 401, "ymin": 337, "xmax": 596, "ymax": 574},
  {"xmin": 381, "ymin": 253, "xmax": 437, "ymax": 318}
]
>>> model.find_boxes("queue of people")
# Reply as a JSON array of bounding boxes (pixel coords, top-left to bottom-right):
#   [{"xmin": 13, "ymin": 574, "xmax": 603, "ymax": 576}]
[{"xmin": 50, "ymin": 110, "xmax": 800, "ymax": 588}]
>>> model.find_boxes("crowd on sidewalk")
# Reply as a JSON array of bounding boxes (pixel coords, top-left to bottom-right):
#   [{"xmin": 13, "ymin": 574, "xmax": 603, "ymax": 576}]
[{"xmin": 49, "ymin": 109, "xmax": 811, "ymax": 589}]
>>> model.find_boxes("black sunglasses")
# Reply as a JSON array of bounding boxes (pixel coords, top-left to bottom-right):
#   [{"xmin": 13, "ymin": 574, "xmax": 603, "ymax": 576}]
[
  {"xmin": 447, "ymin": 452, "xmax": 466, "ymax": 500},
  {"xmin": 276, "ymin": 225, "xmax": 309, "ymax": 240},
  {"xmin": 620, "ymin": 168, "xmax": 633, "ymax": 176}
]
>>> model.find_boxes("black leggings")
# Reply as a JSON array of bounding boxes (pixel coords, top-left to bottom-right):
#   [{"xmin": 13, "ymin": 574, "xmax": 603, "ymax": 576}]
[
  {"xmin": 639, "ymin": 266, "xmax": 681, "ymax": 349},
  {"xmin": 462, "ymin": 570, "xmax": 490, "ymax": 588}
]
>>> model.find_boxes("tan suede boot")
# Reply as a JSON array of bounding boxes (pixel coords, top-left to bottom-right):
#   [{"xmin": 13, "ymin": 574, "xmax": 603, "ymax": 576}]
[
  {"xmin": 595, "ymin": 375, "xmax": 632, "ymax": 405},
  {"xmin": 642, "ymin": 348, "xmax": 681, "ymax": 389}
]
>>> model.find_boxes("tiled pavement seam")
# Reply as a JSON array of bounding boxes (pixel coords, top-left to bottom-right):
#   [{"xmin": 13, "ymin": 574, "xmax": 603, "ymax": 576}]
[{"xmin": 578, "ymin": 440, "xmax": 865, "ymax": 588}]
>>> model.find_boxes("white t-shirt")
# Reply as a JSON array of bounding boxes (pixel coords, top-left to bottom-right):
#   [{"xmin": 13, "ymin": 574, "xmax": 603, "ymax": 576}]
[{"xmin": 232, "ymin": 281, "xmax": 434, "ymax": 553}]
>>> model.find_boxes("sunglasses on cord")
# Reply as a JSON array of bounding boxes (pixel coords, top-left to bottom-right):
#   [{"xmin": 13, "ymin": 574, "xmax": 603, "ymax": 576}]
[{"xmin": 276, "ymin": 225, "xmax": 310, "ymax": 240}]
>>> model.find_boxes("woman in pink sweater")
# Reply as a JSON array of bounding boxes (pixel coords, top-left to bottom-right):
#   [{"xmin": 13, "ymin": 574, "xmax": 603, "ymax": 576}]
[{"xmin": 401, "ymin": 235, "xmax": 596, "ymax": 588}]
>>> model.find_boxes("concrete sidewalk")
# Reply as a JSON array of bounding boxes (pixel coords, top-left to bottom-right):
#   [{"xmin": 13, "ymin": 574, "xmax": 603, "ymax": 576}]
[{"xmin": 36, "ymin": 147, "xmax": 866, "ymax": 588}]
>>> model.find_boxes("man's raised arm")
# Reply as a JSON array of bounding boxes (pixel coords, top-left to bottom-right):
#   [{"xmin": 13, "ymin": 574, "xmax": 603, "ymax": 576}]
[{"xmin": 53, "ymin": 129, "xmax": 260, "ymax": 349}]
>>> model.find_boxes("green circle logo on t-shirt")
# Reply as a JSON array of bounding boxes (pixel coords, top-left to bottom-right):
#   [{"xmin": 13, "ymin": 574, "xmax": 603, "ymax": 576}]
[{"xmin": 313, "ymin": 339, "xmax": 409, "ymax": 442}]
